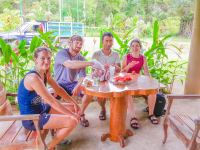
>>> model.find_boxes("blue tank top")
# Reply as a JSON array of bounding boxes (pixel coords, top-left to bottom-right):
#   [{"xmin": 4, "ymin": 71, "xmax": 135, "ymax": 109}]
[{"xmin": 18, "ymin": 70, "xmax": 47, "ymax": 115}]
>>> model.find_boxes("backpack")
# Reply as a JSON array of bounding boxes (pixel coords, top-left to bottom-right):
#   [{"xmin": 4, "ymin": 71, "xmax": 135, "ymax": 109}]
[{"xmin": 154, "ymin": 93, "xmax": 166, "ymax": 117}]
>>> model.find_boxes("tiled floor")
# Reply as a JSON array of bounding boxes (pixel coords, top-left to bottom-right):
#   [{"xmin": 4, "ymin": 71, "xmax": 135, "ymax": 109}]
[{"xmin": 43, "ymin": 81, "xmax": 199, "ymax": 150}]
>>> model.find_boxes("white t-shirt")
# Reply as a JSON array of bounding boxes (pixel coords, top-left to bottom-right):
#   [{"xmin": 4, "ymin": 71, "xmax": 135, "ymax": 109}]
[{"xmin": 91, "ymin": 49, "xmax": 121, "ymax": 65}]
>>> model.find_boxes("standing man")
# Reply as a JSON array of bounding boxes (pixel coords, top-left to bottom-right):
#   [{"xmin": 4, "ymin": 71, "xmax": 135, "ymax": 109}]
[
  {"xmin": 52, "ymin": 35, "xmax": 102, "ymax": 127},
  {"xmin": 91, "ymin": 32, "xmax": 121, "ymax": 120}
]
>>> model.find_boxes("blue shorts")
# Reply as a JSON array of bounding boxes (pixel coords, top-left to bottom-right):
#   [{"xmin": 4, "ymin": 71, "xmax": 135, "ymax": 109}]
[
  {"xmin": 22, "ymin": 104, "xmax": 51, "ymax": 131},
  {"xmin": 58, "ymin": 82, "xmax": 83, "ymax": 98}
]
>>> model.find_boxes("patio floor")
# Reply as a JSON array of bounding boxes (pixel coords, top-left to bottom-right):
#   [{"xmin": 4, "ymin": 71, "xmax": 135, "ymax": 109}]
[
  {"xmin": 42, "ymin": 80, "xmax": 199, "ymax": 150},
  {"xmin": 8, "ymin": 80, "xmax": 198, "ymax": 150}
]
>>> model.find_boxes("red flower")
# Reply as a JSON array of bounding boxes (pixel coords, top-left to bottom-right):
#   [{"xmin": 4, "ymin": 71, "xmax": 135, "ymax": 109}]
[
  {"xmin": 9, "ymin": 57, "xmax": 12, "ymax": 64},
  {"xmin": 179, "ymin": 45, "xmax": 184, "ymax": 50},
  {"xmin": 93, "ymin": 38, "xmax": 97, "ymax": 44},
  {"xmin": 9, "ymin": 48, "xmax": 19, "ymax": 65},
  {"xmin": 157, "ymin": 40, "xmax": 159, "ymax": 45},
  {"xmin": 40, "ymin": 22, "xmax": 44, "ymax": 32},
  {"xmin": 19, "ymin": 29, "xmax": 22, "ymax": 36},
  {"xmin": 7, "ymin": 17, "xmax": 10, "ymax": 23},
  {"xmin": 75, "ymin": 31, "xmax": 77, "ymax": 35},
  {"xmin": 14, "ymin": 48, "xmax": 19, "ymax": 56}
]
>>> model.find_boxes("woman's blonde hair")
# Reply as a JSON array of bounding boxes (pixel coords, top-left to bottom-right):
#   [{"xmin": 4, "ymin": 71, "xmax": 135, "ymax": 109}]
[{"xmin": 34, "ymin": 47, "xmax": 52, "ymax": 78}]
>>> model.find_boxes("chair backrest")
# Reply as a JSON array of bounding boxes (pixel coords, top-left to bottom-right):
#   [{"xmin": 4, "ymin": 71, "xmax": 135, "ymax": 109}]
[
  {"xmin": 0, "ymin": 79, "xmax": 6, "ymax": 105},
  {"xmin": 0, "ymin": 79, "xmax": 12, "ymax": 116}
]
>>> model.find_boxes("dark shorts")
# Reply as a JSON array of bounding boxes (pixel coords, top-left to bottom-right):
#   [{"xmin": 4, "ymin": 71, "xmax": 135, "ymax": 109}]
[
  {"xmin": 56, "ymin": 82, "xmax": 83, "ymax": 99},
  {"xmin": 22, "ymin": 104, "xmax": 51, "ymax": 131}
]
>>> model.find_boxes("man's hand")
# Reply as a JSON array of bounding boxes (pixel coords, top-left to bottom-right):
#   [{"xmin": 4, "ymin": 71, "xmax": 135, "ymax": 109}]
[
  {"xmin": 104, "ymin": 64, "xmax": 110, "ymax": 70},
  {"xmin": 71, "ymin": 84, "xmax": 81, "ymax": 97},
  {"xmin": 112, "ymin": 64, "xmax": 121, "ymax": 73},
  {"xmin": 92, "ymin": 70, "xmax": 104, "ymax": 77},
  {"xmin": 90, "ymin": 59, "xmax": 104, "ymax": 70}
]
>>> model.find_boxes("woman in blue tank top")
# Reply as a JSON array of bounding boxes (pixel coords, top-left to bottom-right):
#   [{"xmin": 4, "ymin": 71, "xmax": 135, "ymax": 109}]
[{"xmin": 18, "ymin": 47, "xmax": 81, "ymax": 150}]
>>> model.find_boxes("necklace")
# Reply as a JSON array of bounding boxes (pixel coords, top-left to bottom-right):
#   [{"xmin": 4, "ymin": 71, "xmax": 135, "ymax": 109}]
[{"xmin": 33, "ymin": 66, "xmax": 41, "ymax": 76}]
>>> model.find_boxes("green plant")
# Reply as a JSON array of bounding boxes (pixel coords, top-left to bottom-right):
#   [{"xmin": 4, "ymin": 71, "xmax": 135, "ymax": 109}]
[
  {"xmin": 108, "ymin": 27, "xmax": 135, "ymax": 60},
  {"xmin": 0, "ymin": 29, "xmax": 60, "ymax": 93},
  {"xmin": 144, "ymin": 20, "xmax": 188, "ymax": 93},
  {"xmin": 0, "ymin": 8, "xmax": 22, "ymax": 32},
  {"xmin": 0, "ymin": 38, "xmax": 31, "ymax": 92},
  {"xmin": 80, "ymin": 50, "xmax": 92, "ymax": 74}
]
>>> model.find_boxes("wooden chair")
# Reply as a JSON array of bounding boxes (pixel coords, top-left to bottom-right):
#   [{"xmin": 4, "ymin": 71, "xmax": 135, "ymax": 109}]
[
  {"xmin": 0, "ymin": 80, "xmax": 49, "ymax": 150},
  {"xmin": 163, "ymin": 95, "xmax": 200, "ymax": 150}
]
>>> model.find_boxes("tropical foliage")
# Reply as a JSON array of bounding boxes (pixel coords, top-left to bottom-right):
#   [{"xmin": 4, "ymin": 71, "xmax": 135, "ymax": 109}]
[
  {"xmin": 143, "ymin": 20, "xmax": 187, "ymax": 93},
  {"xmin": 0, "ymin": 0, "xmax": 196, "ymax": 36}
]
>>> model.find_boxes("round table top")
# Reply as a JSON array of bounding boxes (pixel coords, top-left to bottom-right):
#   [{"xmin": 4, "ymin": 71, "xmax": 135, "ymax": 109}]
[{"xmin": 81, "ymin": 73, "xmax": 159, "ymax": 98}]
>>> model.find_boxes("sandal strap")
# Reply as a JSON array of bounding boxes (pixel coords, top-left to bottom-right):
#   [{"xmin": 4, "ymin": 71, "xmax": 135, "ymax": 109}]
[
  {"xmin": 81, "ymin": 119, "xmax": 88, "ymax": 123},
  {"xmin": 131, "ymin": 123, "xmax": 138, "ymax": 125},
  {"xmin": 100, "ymin": 111, "xmax": 106, "ymax": 115},
  {"xmin": 80, "ymin": 114, "xmax": 85, "ymax": 117},
  {"xmin": 151, "ymin": 119, "xmax": 158, "ymax": 122},
  {"xmin": 130, "ymin": 117, "xmax": 137, "ymax": 121},
  {"xmin": 148, "ymin": 114, "xmax": 155, "ymax": 119}
]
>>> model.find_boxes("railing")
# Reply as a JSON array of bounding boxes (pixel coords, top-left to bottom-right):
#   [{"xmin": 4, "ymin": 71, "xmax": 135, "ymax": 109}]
[{"xmin": 47, "ymin": 22, "xmax": 84, "ymax": 37}]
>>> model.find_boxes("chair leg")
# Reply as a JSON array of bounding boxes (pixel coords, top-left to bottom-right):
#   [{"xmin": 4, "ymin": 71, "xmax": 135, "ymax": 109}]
[
  {"xmin": 187, "ymin": 119, "xmax": 200, "ymax": 150},
  {"xmin": 163, "ymin": 117, "xmax": 168, "ymax": 144},
  {"xmin": 51, "ymin": 129, "xmax": 55, "ymax": 138}
]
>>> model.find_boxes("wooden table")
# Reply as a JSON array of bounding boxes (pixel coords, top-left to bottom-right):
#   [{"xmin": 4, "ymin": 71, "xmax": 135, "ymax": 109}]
[{"xmin": 81, "ymin": 73, "xmax": 159, "ymax": 147}]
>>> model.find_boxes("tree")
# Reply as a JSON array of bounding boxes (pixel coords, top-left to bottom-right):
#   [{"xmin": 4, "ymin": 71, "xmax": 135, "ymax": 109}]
[{"xmin": 0, "ymin": 8, "xmax": 21, "ymax": 32}]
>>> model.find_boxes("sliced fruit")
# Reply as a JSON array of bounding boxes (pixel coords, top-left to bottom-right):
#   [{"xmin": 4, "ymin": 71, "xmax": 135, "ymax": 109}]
[{"xmin": 88, "ymin": 81, "xmax": 92, "ymax": 86}]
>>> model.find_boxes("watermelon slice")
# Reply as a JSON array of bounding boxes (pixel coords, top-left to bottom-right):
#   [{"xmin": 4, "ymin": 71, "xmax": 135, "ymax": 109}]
[{"xmin": 123, "ymin": 74, "xmax": 132, "ymax": 81}]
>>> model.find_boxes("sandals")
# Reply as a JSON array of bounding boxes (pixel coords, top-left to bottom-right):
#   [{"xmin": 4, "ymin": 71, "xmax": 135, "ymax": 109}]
[
  {"xmin": 99, "ymin": 111, "xmax": 106, "ymax": 120},
  {"xmin": 80, "ymin": 114, "xmax": 89, "ymax": 127},
  {"xmin": 148, "ymin": 114, "xmax": 158, "ymax": 124},
  {"xmin": 130, "ymin": 117, "xmax": 139, "ymax": 129},
  {"xmin": 57, "ymin": 139, "xmax": 71, "ymax": 146}
]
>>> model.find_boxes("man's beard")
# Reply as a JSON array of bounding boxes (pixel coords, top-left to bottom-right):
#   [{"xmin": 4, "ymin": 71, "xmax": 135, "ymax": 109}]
[{"xmin": 72, "ymin": 48, "xmax": 80, "ymax": 54}]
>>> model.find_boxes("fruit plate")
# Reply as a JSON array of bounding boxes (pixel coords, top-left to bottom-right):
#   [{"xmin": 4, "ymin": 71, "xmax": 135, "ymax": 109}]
[{"xmin": 109, "ymin": 77, "xmax": 133, "ymax": 84}]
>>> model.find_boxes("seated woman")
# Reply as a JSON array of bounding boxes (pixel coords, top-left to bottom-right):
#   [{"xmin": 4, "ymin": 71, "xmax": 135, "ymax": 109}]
[
  {"xmin": 17, "ymin": 47, "xmax": 81, "ymax": 150},
  {"xmin": 121, "ymin": 39, "xmax": 158, "ymax": 129}
]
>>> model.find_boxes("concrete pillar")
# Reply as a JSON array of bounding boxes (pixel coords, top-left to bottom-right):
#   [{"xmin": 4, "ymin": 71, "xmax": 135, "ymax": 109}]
[{"xmin": 184, "ymin": 0, "xmax": 200, "ymax": 94}]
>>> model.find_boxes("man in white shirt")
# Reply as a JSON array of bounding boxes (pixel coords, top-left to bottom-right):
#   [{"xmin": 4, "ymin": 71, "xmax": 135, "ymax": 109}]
[{"xmin": 91, "ymin": 32, "xmax": 121, "ymax": 120}]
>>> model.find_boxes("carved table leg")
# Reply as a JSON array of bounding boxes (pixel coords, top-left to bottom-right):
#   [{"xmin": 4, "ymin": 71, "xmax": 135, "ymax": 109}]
[
  {"xmin": 101, "ymin": 96, "xmax": 133, "ymax": 147},
  {"xmin": 126, "ymin": 129, "xmax": 134, "ymax": 137},
  {"xmin": 101, "ymin": 133, "xmax": 110, "ymax": 141},
  {"xmin": 118, "ymin": 135, "xmax": 125, "ymax": 148}
]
